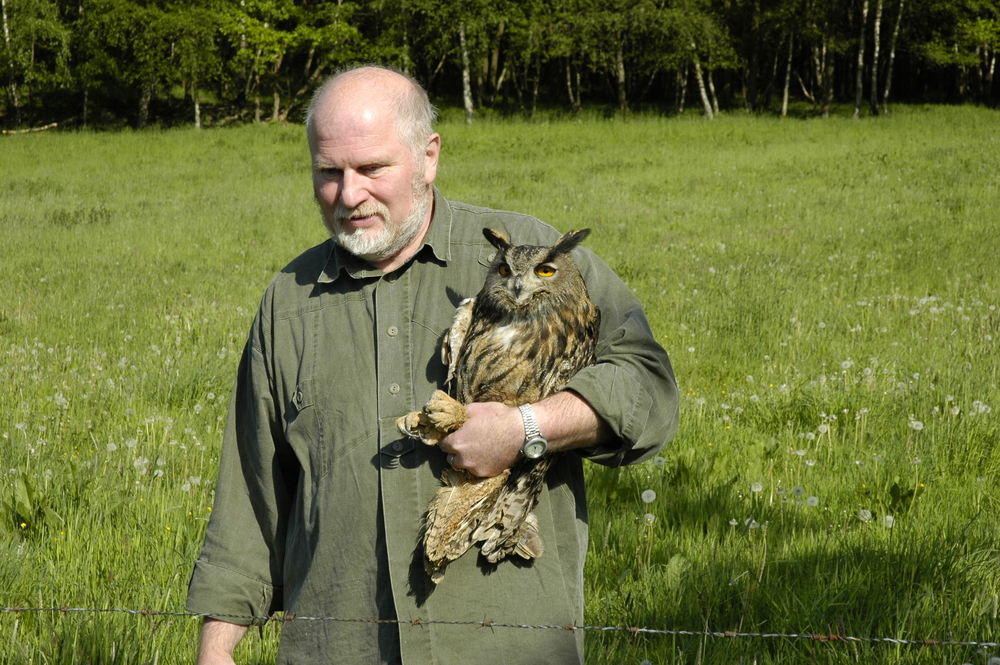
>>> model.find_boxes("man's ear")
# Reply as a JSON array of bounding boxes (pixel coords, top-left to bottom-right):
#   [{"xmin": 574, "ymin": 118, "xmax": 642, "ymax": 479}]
[{"xmin": 423, "ymin": 133, "xmax": 441, "ymax": 185}]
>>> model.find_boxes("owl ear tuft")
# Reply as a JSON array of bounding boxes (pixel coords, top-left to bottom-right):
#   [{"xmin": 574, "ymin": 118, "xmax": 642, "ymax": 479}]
[
  {"xmin": 551, "ymin": 228, "xmax": 591, "ymax": 256},
  {"xmin": 483, "ymin": 227, "xmax": 511, "ymax": 252}
]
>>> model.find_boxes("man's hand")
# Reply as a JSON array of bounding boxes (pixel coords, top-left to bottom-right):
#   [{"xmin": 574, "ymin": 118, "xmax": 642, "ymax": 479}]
[
  {"xmin": 196, "ymin": 619, "xmax": 247, "ymax": 665},
  {"xmin": 438, "ymin": 391, "xmax": 611, "ymax": 478},
  {"xmin": 438, "ymin": 401, "xmax": 522, "ymax": 477}
]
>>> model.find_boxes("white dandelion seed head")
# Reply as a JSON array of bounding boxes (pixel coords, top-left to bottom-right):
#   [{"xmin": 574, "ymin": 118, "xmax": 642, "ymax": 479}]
[
  {"xmin": 653, "ymin": 456, "xmax": 666, "ymax": 468},
  {"xmin": 806, "ymin": 496, "xmax": 819, "ymax": 507},
  {"xmin": 883, "ymin": 515, "xmax": 895, "ymax": 528},
  {"xmin": 817, "ymin": 424, "xmax": 829, "ymax": 434},
  {"xmin": 125, "ymin": 438, "xmax": 138, "ymax": 449},
  {"xmin": 643, "ymin": 513, "xmax": 656, "ymax": 525},
  {"xmin": 792, "ymin": 486, "xmax": 805, "ymax": 496},
  {"xmin": 858, "ymin": 509, "xmax": 873, "ymax": 522},
  {"xmin": 972, "ymin": 400, "xmax": 992, "ymax": 414},
  {"xmin": 641, "ymin": 489, "xmax": 657, "ymax": 504},
  {"xmin": 106, "ymin": 443, "xmax": 118, "ymax": 452},
  {"xmin": 908, "ymin": 419, "xmax": 924, "ymax": 431},
  {"xmin": 750, "ymin": 482, "xmax": 763, "ymax": 493}
]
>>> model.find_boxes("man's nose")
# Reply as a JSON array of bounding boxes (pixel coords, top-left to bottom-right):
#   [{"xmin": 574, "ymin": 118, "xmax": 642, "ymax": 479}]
[{"xmin": 339, "ymin": 169, "xmax": 368, "ymax": 209}]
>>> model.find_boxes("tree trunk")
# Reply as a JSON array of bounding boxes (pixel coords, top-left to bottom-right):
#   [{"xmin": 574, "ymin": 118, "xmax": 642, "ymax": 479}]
[
  {"xmin": 459, "ymin": 21, "xmax": 474, "ymax": 124},
  {"xmin": 614, "ymin": 39, "xmax": 628, "ymax": 115},
  {"xmin": 869, "ymin": 0, "xmax": 883, "ymax": 115},
  {"xmin": 1, "ymin": 0, "xmax": 21, "ymax": 127},
  {"xmin": 881, "ymin": 0, "xmax": 904, "ymax": 112},
  {"xmin": 854, "ymin": 0, "xmax": 869, "ymax": 118},
  {"xmin": 138, "ymin": 81, "xmax": 153, "ymax": 128},
  {"xmin": 530, "ymin": 56, "xmax": 540, "ymax": 117},
  {"xmin": 690, "ymin": 44, "xmax": 714, "ymax": 119},
  {"xmin": 707, "ymin": 67, "xmax": 720, "ymax": 115},
  {"xmin": 193, "ymin": 79, "xmax": 201, "ymax": 129},
  {"xmin": 676, "ymin": 64, "xmax": 688, "ymax": 114},
  {"xmin": 781, "ymin": 33, "xmax": 794, "ymax": 117}
]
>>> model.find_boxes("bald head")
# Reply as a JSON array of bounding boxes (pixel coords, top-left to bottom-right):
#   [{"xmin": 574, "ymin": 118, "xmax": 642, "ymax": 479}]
[{"xmin": 306, "ymin": 66, "xmax": 437, "ymax": 159}]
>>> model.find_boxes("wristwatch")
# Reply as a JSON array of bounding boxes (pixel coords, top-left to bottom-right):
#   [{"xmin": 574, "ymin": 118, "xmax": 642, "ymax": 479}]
[{"xmin": 517, "ymin": 403, "xmax": 548, "ymax": 459}]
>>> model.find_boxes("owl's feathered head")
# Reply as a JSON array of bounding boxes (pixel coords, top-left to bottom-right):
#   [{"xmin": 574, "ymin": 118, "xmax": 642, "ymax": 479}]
[{"xmin": 476, "ymin": 227, "xmax": 592, "ymax": 319}]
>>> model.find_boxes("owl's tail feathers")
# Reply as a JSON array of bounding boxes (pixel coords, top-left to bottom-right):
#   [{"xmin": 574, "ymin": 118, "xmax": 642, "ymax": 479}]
[{"xmin": 423, "ymin": 469, "xmax": 509, "ymax": 584}]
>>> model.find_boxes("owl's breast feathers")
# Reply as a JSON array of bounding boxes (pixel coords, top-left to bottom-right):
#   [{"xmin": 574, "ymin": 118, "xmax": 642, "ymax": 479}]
[{"xmin": 452, "ymin": 294, "xmax": 600, "ymax": 406}]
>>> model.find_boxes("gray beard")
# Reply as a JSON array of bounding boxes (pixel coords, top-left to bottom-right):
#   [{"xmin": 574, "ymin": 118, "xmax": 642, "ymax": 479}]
[{"xmin": 331, "ymin": 185, "xmax": 432, "ymax": 263}]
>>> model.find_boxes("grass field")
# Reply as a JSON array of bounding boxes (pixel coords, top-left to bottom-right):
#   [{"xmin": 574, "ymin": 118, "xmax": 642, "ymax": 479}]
[{"xmin": 1, "ymin": 105, "xmax": 999, "ymax": 664}]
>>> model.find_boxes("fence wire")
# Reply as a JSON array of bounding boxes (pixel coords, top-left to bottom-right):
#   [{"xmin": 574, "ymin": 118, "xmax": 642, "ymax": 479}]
[{"xmin": 1, "ymin": 606, "xmax": 998, "ymax": 651}]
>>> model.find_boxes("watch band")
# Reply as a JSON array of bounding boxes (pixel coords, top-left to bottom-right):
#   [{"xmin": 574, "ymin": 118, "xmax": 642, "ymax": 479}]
[{"xmin": 518, "ymin": 403, "xmax": 542, "ymax": 440}]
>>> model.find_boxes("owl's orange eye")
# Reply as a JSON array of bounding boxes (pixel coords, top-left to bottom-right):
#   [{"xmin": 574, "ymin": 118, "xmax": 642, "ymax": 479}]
[
  {"xmin": 498, "ymin": 263, "xmax": 511, "ymax": 277},
  {"xmin": 535, "ymin": 264, "xmax": 557, "ymax": 278}
]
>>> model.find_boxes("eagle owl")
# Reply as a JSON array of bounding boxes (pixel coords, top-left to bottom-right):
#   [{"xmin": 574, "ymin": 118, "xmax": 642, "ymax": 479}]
[{"xmin": 397, "ymin": 227, "xmax": 600, "ymax": 583}]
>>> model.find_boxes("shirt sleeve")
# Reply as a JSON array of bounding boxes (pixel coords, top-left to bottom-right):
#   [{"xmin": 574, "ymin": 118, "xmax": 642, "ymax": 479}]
[
  {"xmin": 185, "ymin": 293, "xmax": 295, "ymax": 624},
  {"xmin": 563, "ymin": 249, "xmax": 679, "ymax": 467}
]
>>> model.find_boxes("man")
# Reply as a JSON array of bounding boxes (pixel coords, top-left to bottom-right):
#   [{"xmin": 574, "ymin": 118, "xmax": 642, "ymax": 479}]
[{"xmin": 187, "ymin": 65, "xmax": 678, "ymax": 664}]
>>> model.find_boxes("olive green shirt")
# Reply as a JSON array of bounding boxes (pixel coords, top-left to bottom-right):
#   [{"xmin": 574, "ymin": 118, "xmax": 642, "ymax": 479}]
[{"xmin": 186, "ymin": 191, "xmax": 679, "ymax": 664}]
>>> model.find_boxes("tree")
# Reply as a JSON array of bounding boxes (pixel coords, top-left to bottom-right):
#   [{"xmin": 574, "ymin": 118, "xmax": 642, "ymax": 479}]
[{"xmin": 0, "ymin": 0, "xmax": 69, "ymax": 127}]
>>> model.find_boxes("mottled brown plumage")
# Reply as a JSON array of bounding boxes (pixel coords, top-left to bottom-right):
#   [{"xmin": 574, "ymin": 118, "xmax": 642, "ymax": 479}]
[{"xmin": 397, "ymin": 227, "xmax": 600, "ymax": 583}]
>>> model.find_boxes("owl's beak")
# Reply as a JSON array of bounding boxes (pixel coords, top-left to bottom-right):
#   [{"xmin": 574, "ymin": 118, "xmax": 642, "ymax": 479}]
[{"xmin": 511, "ymin": 277, "xmax": 524, "ymax": 299}]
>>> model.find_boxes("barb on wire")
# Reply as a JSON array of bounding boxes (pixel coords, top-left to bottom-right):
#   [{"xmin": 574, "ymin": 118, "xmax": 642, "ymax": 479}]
[{"xmin": 1, "ymin": 606, "xmax": 998, "ymax": 651}]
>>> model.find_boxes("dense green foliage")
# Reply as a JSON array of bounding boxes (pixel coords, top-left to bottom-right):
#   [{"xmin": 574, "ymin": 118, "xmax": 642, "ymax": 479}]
[
  {"xmin": 1, "ymin": 0, "xmax": 999, "ymax": 130},
  {"xmin": 1, "ymin": 106, "xmax": 999, "ymax": 663}
]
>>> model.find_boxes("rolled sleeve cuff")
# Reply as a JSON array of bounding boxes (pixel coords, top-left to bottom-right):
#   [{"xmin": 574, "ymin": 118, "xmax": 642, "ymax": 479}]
[
  {"xmin": 565, "ymin": 362, "xmax": 653, "ymax": 466},
  {"xmin": 185, "ymin": 558, "xmax": 281, "ymax": 626}
]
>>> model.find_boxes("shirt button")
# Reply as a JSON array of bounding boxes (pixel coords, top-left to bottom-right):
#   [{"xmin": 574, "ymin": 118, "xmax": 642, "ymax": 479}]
[
  {"xmin": 387, "ymin": 326, "xmax": 398, "ymax": 337},
  {"xmin": 388, "ymin": 383, "xmax": 400, "ymax": 395},
  {"xmin": 391, "ymin": 441, "xmax": 404, "ymax": 452}
]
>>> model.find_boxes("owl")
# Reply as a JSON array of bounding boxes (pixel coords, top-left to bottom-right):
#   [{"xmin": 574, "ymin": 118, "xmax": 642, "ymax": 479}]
[{"xmin": 397, "ymin": 227, "xmax": 601, "ymax": 583}]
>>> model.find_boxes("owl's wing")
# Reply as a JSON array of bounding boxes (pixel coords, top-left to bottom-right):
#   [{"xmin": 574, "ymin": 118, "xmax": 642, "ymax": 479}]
[{"xmin": 442, "ymin": 297, "xmax": 475, "ymax": 389}]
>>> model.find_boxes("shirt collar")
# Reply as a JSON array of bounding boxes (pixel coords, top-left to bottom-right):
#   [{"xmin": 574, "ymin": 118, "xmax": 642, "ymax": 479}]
[{"xmin": 318, "ymin": 187, "xmax": 453, "ymax": 284}]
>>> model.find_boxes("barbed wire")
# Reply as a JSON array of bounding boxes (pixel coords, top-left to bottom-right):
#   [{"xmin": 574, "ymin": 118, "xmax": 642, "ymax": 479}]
[{"xmin": 1, "ymin": 606, "xmax": 998, "ymax": 651}]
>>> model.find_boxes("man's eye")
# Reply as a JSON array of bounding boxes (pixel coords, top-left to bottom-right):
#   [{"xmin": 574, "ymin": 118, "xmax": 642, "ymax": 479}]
[
  {"xmin": 498, "ymin": 263, "xmax": 510, "ymax": 277},
  {"xmin": 317, "ymin": 167, "xmax": 342, "ymax": 179},
  {"xmin": 360, "ymin": 165, "xmax": 384, "ymax": 176}
]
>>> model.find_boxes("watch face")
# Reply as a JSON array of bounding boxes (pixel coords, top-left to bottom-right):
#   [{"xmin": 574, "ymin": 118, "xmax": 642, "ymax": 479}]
[{"xmin": 523, "ymin": 437, "xmax": 548, "ymax": 459}]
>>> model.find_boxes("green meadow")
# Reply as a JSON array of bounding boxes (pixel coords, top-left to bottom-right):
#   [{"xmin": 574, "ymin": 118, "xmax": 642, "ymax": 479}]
[{"xmin": 1, "ymin": 106, "xmax": 999, "ymax": 664}]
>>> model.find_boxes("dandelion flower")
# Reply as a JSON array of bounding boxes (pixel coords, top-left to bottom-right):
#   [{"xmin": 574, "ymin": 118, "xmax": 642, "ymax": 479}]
[{"xmin": 641, "ymin": 489, "xmax": 657, "ymax": 504}]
